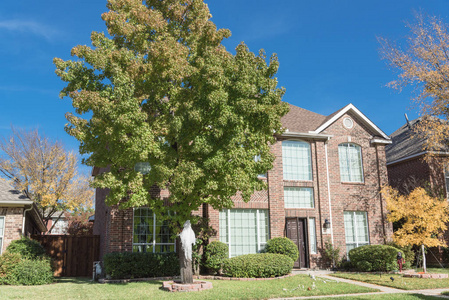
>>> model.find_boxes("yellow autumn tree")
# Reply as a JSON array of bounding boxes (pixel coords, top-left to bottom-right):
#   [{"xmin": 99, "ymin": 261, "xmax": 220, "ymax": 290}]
[
  {"xmin": 0, "ymin": 128, "xmax": 93, "ymax": 232},
  {"xmin": 378, "ymin": 14, "xmax": 449, "ymax": 153},
  {"xmin": 382, "ymin": 186, "xmax": 449, "ymax": 272}
]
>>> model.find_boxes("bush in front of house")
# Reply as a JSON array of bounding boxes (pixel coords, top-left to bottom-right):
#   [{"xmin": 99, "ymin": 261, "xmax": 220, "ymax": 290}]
[
  {"xmin": 349, "ymin": 244, "xmax": 400, "ymax": 272},
  {"xmin": 385, "ymin": 241, "xmax": 414, "ymax": 269},
  {"xmin": 6, "ymin": 257, "xmax": 53, "ymax": 285},
  {"xmin": 222, "ymin": 253, "xmax": 293, "ymax": 278},
  {"xmin": 103, "ymin": 252, "xmax": 179, "ymax": 279},
  {"xmin": 6, "ymin": 237, "xmax": 46, "ymax": 259},
  {"xmin": 204, "ymin": 241, "xmax": 229, "ymax": 274},
  {"xmin": 265, "ymin": 237, "xmax": 299, "ymax": 262},
  {"xmin": 0, "ymin": 252, "xmax": 22, "ymax": 284}
]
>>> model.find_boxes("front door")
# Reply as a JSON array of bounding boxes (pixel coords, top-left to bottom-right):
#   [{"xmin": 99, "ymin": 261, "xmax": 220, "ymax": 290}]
[{"xmin": 285, "ymin": 218, "xmax": 309, "ymax": 268}]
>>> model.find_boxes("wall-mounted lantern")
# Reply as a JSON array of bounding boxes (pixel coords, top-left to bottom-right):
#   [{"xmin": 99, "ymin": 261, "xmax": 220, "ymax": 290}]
[{"xmin": 323, "ymin": 219, "xmax": 331, "ymax": 229}]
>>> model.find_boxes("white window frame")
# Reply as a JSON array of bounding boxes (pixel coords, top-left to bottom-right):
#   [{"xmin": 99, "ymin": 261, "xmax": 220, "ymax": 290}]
[
  {"xmin": 283, "ymin": 187, "xmax": 314, "ymax": 208},
  {"xmin": 132, "ymin": 208, "xmax": 176, "ymax": 253},
  {"xmin": 344, "ymin": 211, "xmax": 370, "ymax": 255},
  {"xmin": 338, "ymin": 143, "xmax": 364, "ymax": 183},
  {"xmin": 220, "ymin": 209, "xmax": 269, "ymax": 258},
  {"xmin": 282, "ymin": 140, "xmax": 312, "ymax": 181},
  {"xmin": 0, "ymin": 216, "xmax": 4, "ymax": 255}
]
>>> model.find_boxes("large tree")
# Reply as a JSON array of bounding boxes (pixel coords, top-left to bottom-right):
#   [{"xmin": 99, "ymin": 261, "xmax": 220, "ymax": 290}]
[
  {"xmin": 54, "ymin": 0, "xmax": 288, "ymax": 283},
  {"xmin": 378, "ymin": 14, "xmax": 449, "ymax": 152},
  {"xmin": 0, "ymin": 128, "xmax": 94, "ymax": 232},
  {"xmin": 382, "ymin": 186, "xmax": 449, "ymax": 273}
]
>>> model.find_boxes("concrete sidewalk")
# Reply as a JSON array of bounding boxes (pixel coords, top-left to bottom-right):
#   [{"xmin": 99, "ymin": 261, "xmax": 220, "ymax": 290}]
[{"xmin": 273, "ymin": 273, "xmax": 449, "ymax": 299}]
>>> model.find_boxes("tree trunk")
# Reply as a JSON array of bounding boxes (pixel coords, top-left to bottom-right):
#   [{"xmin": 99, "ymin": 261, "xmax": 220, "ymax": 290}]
[
  {"xmin": 422, "ymin": 244, "xmax": 427, "ymax": 273},
  {"xmin": 179, "ymin": 238, "xmax": 193, "ymax": 284}
]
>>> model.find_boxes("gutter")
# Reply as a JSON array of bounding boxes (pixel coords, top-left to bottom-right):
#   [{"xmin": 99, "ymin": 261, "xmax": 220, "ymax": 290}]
[
  {"xmin": 324, "ymin": 138, "xmax": 334, "ymax": 244},
  {"xmin": 22, "ymin": 205, "xmax": 33, "ymax": 236},
  {"xmin": 281, "ymin": 131, "xmax": 333, "ymax": 140}
]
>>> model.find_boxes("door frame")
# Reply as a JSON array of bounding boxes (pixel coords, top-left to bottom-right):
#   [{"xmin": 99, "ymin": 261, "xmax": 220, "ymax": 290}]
[{"xmin": 285, "ymin": 217, "xmax": 310, "ymax": 268}]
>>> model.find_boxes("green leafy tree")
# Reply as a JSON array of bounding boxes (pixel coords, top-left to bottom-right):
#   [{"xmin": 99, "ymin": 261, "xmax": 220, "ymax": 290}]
[{"xmin": 54, "ymin": 0, "xmax": 287, "ymax": 283}]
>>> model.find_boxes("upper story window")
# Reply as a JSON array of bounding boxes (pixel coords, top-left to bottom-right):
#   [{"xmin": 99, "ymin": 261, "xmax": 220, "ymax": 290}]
[
  {"xmin": 282, "ymin": 140, "xmax": 312, "ymax": 181},
  {"xmin": 445, "ymin": 169, "xmax": 449, "ymax": 200},
  {"xmin": 338, "ymin": 143, "xmax": 363, "ymax": 183}
]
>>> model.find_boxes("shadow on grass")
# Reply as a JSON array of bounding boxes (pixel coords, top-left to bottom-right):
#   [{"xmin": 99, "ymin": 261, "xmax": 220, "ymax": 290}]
[{"xmin": 54, "ymin": 277, "xmax": 166, "ymax": 287}]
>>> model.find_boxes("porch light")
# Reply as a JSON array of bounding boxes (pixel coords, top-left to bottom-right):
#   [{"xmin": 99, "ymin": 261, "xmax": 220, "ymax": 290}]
[
  {"xmin": 134, "ymin": 162, "xmax": 151, "ymax": 175},
  {"xmin": 323, "ymin": 219, "xmax": 331, "ymax": 229}
]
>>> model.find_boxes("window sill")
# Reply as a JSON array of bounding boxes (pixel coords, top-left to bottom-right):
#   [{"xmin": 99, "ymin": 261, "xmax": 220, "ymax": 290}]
[{"xmin": 341, "ymin": 181, "xmax": 365, "ymax": 185}]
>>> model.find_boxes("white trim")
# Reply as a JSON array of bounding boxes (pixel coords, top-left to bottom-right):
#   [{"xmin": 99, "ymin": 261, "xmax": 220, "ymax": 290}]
[
  {"xmin": 227, "ymin": 209, "xmax": 231, "ymax": 258},
  {"xmin": 310, "ymin": 104, "xmax": 390, "ymax": 140},
  {"xmin": 281, "ymin": 131, "xmax": 333, "ymax": 140},
  {"xmin": 0, "ymin": 216, "xmax": 4, "ymax": 255},
  {"xmin": 256, "ymin": 210, "xmax": 261, "ymax": 252},
  {"xmin": 324, "ymin": 142, "xmax": 334, "ymax": 243},
  {"xmin": 386, "ymin": 151, "xmax": 449, "ymax": 166},
  {"xmin": 371, "ymin": 138, "xmax": 392, "ymax": 145},
  {"xmin": 0, "ymin": 200, "xmax": 33, "ymax": 206}
]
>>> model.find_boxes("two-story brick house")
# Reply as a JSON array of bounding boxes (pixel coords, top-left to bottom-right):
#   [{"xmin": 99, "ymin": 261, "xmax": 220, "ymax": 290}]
[{"xmin": 93, "ymin": 102, "xmax": 392, "ymax": 269}]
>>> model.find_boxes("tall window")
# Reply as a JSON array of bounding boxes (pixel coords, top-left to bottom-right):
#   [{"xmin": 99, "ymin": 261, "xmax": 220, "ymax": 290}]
[
  {"xmin": 445, "ymin": 169, "xmax": 449, "ymax": 199},
  {"xmin": 133, "ymin": 208, "xmax": 175, "ymax": 253},
  {"xmin": 308, "ymin": 218, "xmax": 317, "ymax": 254},
  {"xmin": 344, "ymin": 211, "xmax": 369, "ymax": 254},
  {"xmin": 0, "ymin": 216, "xmax": 4, "ymax": 254},
  {"xmin": 219, "ymin": 209, "xmax": 269, "ymax": 258},
  {"xmin": 284, "ymin": 187, "xmax": 314, "ymax": 208},
  {"xmin": 338, "ymin": 143, "xmax": 363, "ymax": 182},
  {"xmin": 282, "ymin": 140, "xmax": 312, "ymax": 181}
]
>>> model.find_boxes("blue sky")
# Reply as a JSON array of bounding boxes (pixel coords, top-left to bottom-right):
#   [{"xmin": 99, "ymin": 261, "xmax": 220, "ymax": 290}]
[{"xmin": 0, "ymin": 0, "xmax": 448, "ymax": 169}]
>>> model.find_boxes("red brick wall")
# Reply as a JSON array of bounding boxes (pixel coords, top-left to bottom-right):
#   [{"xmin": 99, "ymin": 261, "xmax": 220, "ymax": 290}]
[{"xmin": 1, "ymin": 207, "xmax": 24, "ymax": 254}]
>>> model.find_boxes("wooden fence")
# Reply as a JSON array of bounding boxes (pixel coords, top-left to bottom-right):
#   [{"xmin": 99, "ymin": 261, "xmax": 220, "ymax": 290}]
[{"xmin": 32, "ymin": 235, "xmax": 100, "ymax": 277}]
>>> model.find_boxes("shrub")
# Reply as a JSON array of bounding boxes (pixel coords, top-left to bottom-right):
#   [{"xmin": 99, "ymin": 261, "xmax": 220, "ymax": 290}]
[
  {"xmin": 6, "ymin": 258, "xmax": 53, "ymax": 285},
  {"xmin": 204, "ymin": 241, "xmax": 228, "ymax": 274},
  {"xmin": 222, "ymin": 253, "xmax": 293, "ymax": 278},
  {"xmin": 349, "ymin": 244, "xmax": 400, "ymax": 272},
  {"xmin": 265, "ymin": 237, "xmax": 299, "ymax": 262},
  {"xmin": 323, "ymin": 241, "xmax": 341, "ymax": 269},
  {"xmin": 103, "ymin": 252, "xmax": 179, "ymax": 279},
  {"xmin": 6, "ymin": 237, "xmax": 46, "ymax": 259},
  {"xmin": 0, "ymin": 252, "xmax": 22, "ymax": 284}
]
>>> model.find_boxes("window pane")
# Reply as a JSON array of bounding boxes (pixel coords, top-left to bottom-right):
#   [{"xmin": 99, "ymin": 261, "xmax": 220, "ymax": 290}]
[
  {"xmin": 282, "ymin": 141, "xmax": 312, "ymax": 181},
  {"xmin": 308, "ymin": 218, "xmax": 317, "ymax": 254},
  {"xmin": 284, "ymin": 187, "xmax": 314, "ymax": 208},
  {"xmin": 339, "ymin": 143, "xmax": 363, "ymax": 182},
  {"xmin": 133, "ymin": 208, "xmax": 174, "ymax": 253},
  {"xmin": 219, "ymin": 209, "xmax": 270, "ymax": 257},
  {"xmin": 344, "ymin": 211, "xmax": 369, "ymax": 255},
  {"xmin": 0, "ymin": 217, "xmax": 4, "ymax": 237}
]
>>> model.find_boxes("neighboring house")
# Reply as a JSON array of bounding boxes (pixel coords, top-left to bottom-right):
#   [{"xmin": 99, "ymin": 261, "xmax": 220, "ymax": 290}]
[
  {"xmin": 93, "ymin": 103, "xmax": 393, "ymax": 269},
  {"xmin": 0, "ymin": 180, "xmax": 46, "ymax": 254},
  {"xmin": 386, "ymin": 117, "xmax": 449, "ymax": 197},
  {"xmin": 46, "ymin": 211, "xmax": 69, "ymax": 235}
]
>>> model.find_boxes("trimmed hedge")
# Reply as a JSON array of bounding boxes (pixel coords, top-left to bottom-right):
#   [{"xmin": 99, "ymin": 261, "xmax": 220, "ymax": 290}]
[
  {"xmin": 103, "ymin": 252, "xmax": 179, "ymax": 279},
  {"xmin": 6, "ymin": 258, "xmax": 53, "ymax": 285},
  {"xmin": 348, "ymin": 245, "xmax": 401, "ymax": 272},
  {"xmin": 265, "ymin": 237, "xmax": 299, "ymax": 262},
  {"xmin": 0, "ymin": 252, "xmax": 22, "ymax": 284},
  {"xmin": 6, "ymin": 237, "xmax": 46, "ymax": 259},
  {"xmin": 204, "ymin": 241, "xmax": 228, "ymax": 274},
  {"xmin": 222, "ymin": 253, "xmax": 293, "ymax": 278}
]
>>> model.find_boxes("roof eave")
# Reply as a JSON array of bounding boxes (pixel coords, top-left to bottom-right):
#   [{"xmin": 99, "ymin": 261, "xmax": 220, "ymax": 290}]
[{"xmin": 280, "ymin": 131, "xmax": 333, "ymax": 140}]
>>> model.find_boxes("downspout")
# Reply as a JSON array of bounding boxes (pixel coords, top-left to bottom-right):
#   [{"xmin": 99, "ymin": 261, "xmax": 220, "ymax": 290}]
[
  {"xmin": 324, "ymin": 138, "xmax": 334, "ymax": 244},
  {"xmin": 22, "ymin": 205, "xmax": 33, "ymax": 236}
]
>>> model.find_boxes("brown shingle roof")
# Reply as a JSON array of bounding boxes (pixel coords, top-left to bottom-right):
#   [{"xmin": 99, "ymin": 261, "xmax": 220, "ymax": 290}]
[{"xmin": 281, "ymin": 103, "xmax": 327, "ymax": 133}]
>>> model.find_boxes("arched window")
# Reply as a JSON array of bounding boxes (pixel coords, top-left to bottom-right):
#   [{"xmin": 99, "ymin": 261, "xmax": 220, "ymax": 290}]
[
  {"xmin": 282, "ymin": 140, "xmax": 312, "ymax": 181},
  {"xmin": 338, "ymin": 143, "xmax": 363, "ymax": 182}
]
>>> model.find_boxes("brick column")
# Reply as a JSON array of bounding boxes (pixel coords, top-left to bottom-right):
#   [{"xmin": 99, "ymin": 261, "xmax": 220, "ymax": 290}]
[{"xmin": 268, "ymin": 140, "xmax": 285, "ymax": 238}]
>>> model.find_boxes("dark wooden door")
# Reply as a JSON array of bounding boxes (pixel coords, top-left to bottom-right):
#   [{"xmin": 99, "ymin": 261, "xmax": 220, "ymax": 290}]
[{"xmin": 285, "ymin": 218, "xmax": 308, "ymax": 268}]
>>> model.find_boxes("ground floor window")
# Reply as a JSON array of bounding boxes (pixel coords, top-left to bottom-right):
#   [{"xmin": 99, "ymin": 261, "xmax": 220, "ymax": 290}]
[
  {"xmin": 219, "ymin": 209, "xmax": 269, "ymax": 258},
  {"xmin": 344, "ymin": 211, "xmax": 369, "ymax": 254},
  {"xmin": 308, "ymin": 218, "xmax": 317, "ymax": 254},
  {"xmin": 0, "ymin": 216, "xmax": 4, "ymax": 254},
  {"xmin": 132, "ymin": 208, "xmax": 175, "ymax": 253}
]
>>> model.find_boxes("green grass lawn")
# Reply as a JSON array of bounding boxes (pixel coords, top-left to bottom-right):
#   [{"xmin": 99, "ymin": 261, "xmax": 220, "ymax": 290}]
[
  {"xmin": 0, "ymin": 275, "xmax": 378, "ymax": 300},
  {"xmin": 332, "ymin": 272, "xmax": 449, "ymax": 290},
  {"xmin": 311, "ymin": 294, "xmax": 441, "ymax": 300}
]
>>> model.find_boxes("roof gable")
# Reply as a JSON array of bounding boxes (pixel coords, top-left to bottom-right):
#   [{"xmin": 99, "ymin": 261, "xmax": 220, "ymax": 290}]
[{"xmin": 310, "ymin": 103, "xmax": 390, "ymax": 140}]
